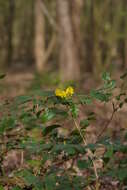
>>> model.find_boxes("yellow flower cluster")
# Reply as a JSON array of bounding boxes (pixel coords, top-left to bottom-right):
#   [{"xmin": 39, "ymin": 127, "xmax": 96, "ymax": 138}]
[{"xmin": 55, "ymin": 86, "xmax": 74, "ymax": 98}]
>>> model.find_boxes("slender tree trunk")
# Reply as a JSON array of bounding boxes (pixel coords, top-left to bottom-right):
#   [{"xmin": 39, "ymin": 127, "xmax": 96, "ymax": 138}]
[
  {"xmin": 35, "ymin": 0, "xmax": 45, "ymax": 73},
  {"xmin": 56, "ymin": 0, "xmax": 80, "ymax": 81},
  {"xmin": 124, "ymin": 36, "xmax": 127, "ymax": 68},
  {"xmin": 121, "ymin": 0, "xmax": 127, "ymax": 69},
  {"xmin": 70, "ymin": 0, "xmax": 83, "ymax": 62},
  {"xmin": 6, "ymin": 0, "xmax": 15, "ymax": 67},
  {"xmin": 86, "ymin": 0, "xmax": 94, "ymax": 72}
]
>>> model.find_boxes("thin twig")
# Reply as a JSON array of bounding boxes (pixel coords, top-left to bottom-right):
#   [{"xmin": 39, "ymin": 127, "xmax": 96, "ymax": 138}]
[{"xmin": 97, "ymin": 103, "xmax": 117, "ymax": 140}]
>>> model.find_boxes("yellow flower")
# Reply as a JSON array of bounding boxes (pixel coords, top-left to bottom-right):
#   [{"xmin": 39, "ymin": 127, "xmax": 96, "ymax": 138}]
[
  {"xmin": 55, "ymin": 86, "xmax": 74, "ymax": 98},
  {"xmin": 65, "ymin": 86, "xmax": 74, "ymax": 97},
  {"xmin": 55, "ymin": 88, "xmax": 66, "ymax": 98},
  {"xmin": 55, "ymin": 89, "xmax": 62, "ymax": 97}
]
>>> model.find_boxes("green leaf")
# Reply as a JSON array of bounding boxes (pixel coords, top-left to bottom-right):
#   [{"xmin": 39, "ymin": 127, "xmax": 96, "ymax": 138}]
[
  {"xmin": 72, "ymin": 176, "xmax": 86, "ymax": 190},
  {"xmin": 0, "ymin": 117, "xmax": 16, "ymax": 134},
  {"xmin": 20, "ymin": 111, "xmax": 37, "ymax": 126},
  {"xmin": 87, "ymin": 112, "xmax": 96, "ymax": 121},
  {"xmin": 74, "ymin": 145, "xmax": 86, "ymax": 154},
  {"xmin": 32, "ymin": 90, "xmax": 54, "ymax": 97},
  {"xmin": 41, "ymin": 108, "xmax": 56, "ymax": 123},
  {"xmin": 102, "ymin": 72, "xmax": 116, "ymax": 90},
  {"xmin": 17, "ymin": 170, "xmax": 44, "ymax": 189},
  {"xmin": 42, "ymin": 124, "xmax": 61, "ymax": 136},
  {"xmin": 53, "ymin": 144, "xmax": 86, "ymax": 155},
  {"xmin": 78, "ymin": 95, "xmax": 92, "ymax": 105},
  {"xmin": 44, "ymin": 174, "xmax": 57, "ymax": 190},
  {"xmin": 27, "ymin": 160, "xmax": 41, "ymax": 168},
  {"xmin": 41, "ymin": 153, "xmax": 52, "ymax": 165},
  {"xmin": 90, "ymin": 90, "xmax": 111, "ymax": 102},
  {"xmin": 0, "ymin": 185, "xmax": 4, "ymax": 190},
  {"xmin": 14, "ymin": 95, "xmax": 32, "ymax": 105},
  {"xmin": 52, "ymin": 144, "xmax": 76, "ymax": 155},
  {"xmin": 49, "ymin": 108, "xmax": 68, "ymax": 117},
  {"xmin": 107, "ymin": 168, "xmax": 127, "ymax": 181},
  {"xmin": 104, "ymin": 146, "xmax": 114, "ymax": 158},
  {"xmin": 80, "ymin": 119, "xmax": 89, "ymax": 128},
  {"xmin": 102, "ymin": 72, "xmax": 111, "ymax": 81},
  {"xmin": 20, "ymin": 140, "xmax": 51, "ymax": 154},
  {"xmin": 41, "ymin": 143, "xmax": 53, "ymax": 151},
  {"xmin": 70, "ymin": 104, "xmax": 78, "ymax": 118},
  {"xmin": 117, "ymin": 168, "xmax": 127, "ymax": 181},
  {"xmin": 56, "ymin": 176, "xmax": 73, "ymax": 190},
  {"xmin": 104, "ymin": 80, "xmax": 116, "ymax": 90},
  {"xmin": 77, "ymin": 159, "xmax": 91, "ymax": 170},
  {"xmin": 119, "ymin": 101, "xmax": 124, "ymax": 108},
  {"xmin": 11, "ymin": 187, "xmax": 22, "ymax": 190},
  {"xmin": 65, "ymin": 146, "xmax": 76, "ymax": 155},
  {"xmin": 0, "ymin": 73, "xmax": 6, "ymax": 79}
]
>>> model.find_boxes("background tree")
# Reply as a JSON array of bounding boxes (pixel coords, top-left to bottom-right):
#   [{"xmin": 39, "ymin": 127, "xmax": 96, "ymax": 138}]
[
  {"xmin": 35, "ymin": 0, "xmax": 45, "ymax": 73},
  {"xmin": 0, "ymin": 0, "xmax": 126, "ymax": 80},
  {"xmin": 6, "ymin": 0, "xmax": 15, "ymax": 67},
  {"xmin": 56, "ymin": 0, "xmax": 81, "ymax": 81}
]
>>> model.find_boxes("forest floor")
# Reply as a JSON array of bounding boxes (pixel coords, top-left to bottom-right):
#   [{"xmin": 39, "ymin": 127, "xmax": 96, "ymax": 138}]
[{"xmin": 0, "ymin": 71, "xmax": 34, "ymax": 97}]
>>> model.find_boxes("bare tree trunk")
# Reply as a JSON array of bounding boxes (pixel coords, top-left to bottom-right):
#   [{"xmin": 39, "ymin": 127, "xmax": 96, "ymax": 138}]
[
  {"xmin": 70, "ymin": 0, "xmax": 83, "ymax": 62},
  {"xmin": 86, "ymin": 0, "xmax": 95, "ymax": 72},
  {"xmin": 35, "ymin": 0, "xmax": 45, "ymax": 73},
  {"xmin": 6, "ymin": 0, "xmax": 15, "ymax": 67},
  {"xmin": 56, "ymin": 0, "xmax": 80, "ymax": 81},
  {"xmin": 121, "ymin": 0, "xmax": 127, "ymax": 69},
  {"xmin": 124, "ymin": 37, "xmax": 127, "ymax": 68}
]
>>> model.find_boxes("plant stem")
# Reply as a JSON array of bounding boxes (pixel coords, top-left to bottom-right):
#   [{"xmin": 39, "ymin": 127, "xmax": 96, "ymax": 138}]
[{"xmin": 73, "ymin": 118, "xmax": 99, "ymax": 181}]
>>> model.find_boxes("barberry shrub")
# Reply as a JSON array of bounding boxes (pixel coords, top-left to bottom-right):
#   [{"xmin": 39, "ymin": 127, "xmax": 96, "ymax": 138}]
[{"xmin": 0, "ymin": 72, "xmax": 127, "ymax": 189}]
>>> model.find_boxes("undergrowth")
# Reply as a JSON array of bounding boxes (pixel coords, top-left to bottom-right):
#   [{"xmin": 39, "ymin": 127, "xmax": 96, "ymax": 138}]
[{"xmin": 0, "ymin": 72, "xmax": 127, "ymax": 190}]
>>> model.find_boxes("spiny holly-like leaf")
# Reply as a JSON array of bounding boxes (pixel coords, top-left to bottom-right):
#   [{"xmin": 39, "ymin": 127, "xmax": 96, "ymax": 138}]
[
  {"xmin": 49, "ymin": 107, "xmax": 68, "ymax": 117},
  {"xmin": 70, "ymin": 103, "xmax": 79, "ymax": 118},
  {"xmin": 104, "ymin": 80, "xmax": 116, "ymax": 90},
  {"xmin": 14, "ymin": 95, "xmax": 32, "ymax": 105},
  {"xmin": 0, "ymin": 117, "xmax": 16, "ymax": 134},
  {"xmin": 77, "ymin": 159, "xmax": 91, "ymax": 170},
  {"xmin": 17, "ymin": 170, "xmax": 44, "ymax": 189},
  {"xmin": 41, "ymin": 108, "xmax": 56, "ymax": 123},
  {"xmin": 42, "ymin": 124, "xmax": 61, "ymax": 136},
  {"xmin": 78, "ymin": 95, "xmax": 92, "ymax": 105},
  {"xmin": 107, "ymin": 168, "xmax": 127, "ymax": 181},
  {"xmin": 32, "ymin": 90, "xmax": 54, "ymax": 97},
  {"xmin": 102, "ymin": 72, "xmax": 111, "ymax": 81},
  {"xmin": 104, "ymin": 145, "xmax": 114, "ymax": 158},
  {"xmin": 90, "ymin": 90, "xmax": 111, "ymax": 102},
  {"xmin": 80, "ymin": 119, "xmax": 89, "ymax": 128},
  {"xmin": 44, "ymin": 174, "xmax": 57, "ymax": 190}
]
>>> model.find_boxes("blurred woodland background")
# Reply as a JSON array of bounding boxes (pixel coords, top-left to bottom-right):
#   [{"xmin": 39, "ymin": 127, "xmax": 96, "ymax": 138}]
[{"xmin": 0, "ymin": 0, "xmax": 127, "ymax": 93}]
